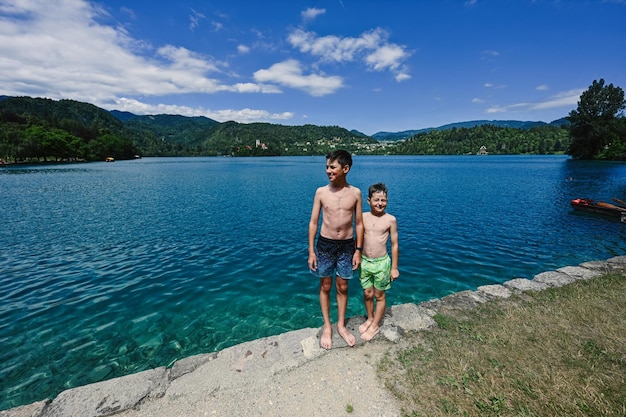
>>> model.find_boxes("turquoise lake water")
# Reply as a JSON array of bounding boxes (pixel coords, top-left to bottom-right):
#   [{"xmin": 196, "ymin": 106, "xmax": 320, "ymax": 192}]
[{"xmin": 1, "ymin": 155, "xmax": 625, "ymax": 409}]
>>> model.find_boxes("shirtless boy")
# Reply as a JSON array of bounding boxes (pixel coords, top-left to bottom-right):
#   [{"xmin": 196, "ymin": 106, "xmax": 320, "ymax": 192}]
[
  {"xmin": 359, "ymin": 183, "xmax": 399, "ymax": 341},
  {"xmin": 308, "ymin": 150, "xmax": 363, "ymax": 350}
]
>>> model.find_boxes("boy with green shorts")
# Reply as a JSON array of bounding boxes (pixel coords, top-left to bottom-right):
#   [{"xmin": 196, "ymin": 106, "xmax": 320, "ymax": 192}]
[{"xmin": 358, "ymin": 183, "xmax": 399, "ymax": 341}]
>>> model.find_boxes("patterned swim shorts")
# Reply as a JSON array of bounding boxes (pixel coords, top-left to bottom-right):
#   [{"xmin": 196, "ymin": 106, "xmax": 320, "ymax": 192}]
[
  {"xmin": 311, "ymin": 236, "xmax": 355, "ymax": 279},
  {"xmin": 359, "ymin": 254, "xmax": 391, "ymax": 291}
]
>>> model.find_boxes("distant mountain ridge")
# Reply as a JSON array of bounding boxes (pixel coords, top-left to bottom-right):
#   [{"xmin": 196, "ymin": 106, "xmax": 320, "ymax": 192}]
[
  {"xmin": 372, "ymin": 118, "xmax": 570, "ymax": 141},
  {"xmin": 3, "ymin": 96, "xmax": 568, "ymax": 143},
  {"xmin": 1, "ymin": 95, "xmax": 571, "ymax": 157}
]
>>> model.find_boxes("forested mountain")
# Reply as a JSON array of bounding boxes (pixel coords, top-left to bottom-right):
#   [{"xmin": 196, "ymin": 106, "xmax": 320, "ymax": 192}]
[
  {"xmin": 0, "ymin": 95, "xmax": 573, "ymax": 162},
  {"xmin": 0, "ymin": 96, "xmax": 140, "ymax": 162},
  {"xmin": 394, "ymin": 124, "xmax": 570, "ymax": 155},
  {"xmin": 118, "ymin": 113, "xmax": 375, "ymax": 156},
  {"xmin": 372, "ymin": 118, "xmax": 570, "ymax": 141},
  {"xmin": 0, "ymin": 97, "xmax": 375, "ymax": 160}
]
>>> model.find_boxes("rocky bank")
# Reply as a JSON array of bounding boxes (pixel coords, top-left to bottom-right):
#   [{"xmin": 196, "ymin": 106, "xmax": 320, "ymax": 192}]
[{"xmin": 2, "ymin": 255, "xmax": 624, "ymax": 417}]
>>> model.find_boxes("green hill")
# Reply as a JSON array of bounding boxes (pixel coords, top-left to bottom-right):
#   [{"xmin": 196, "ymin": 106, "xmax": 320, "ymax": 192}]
[
  {"xmin": 0, "ymin": 96, "xmax": 140, "ymax": 162},
  {"xmin": 0, "ymin": 96, "xmax": 572, "ymax": 161},
  {"xmin": 372, "ymin": 118, "xmax": 570, "ymax": 141},
  {"xmin": 0, "ymin": 97, "xmax": 377, "ymax": 160}
]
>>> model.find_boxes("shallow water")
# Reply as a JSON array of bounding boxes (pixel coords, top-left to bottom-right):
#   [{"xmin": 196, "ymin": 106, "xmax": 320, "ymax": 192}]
[{"xmin": 1, "ymin": 155, "xmax": 625, "ymax": 409}]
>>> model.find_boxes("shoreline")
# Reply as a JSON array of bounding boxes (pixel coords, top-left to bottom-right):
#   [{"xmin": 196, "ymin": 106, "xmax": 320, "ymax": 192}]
[{"xmin": 2, "ymin": 255, "xmax": 625, "ymax": 417}]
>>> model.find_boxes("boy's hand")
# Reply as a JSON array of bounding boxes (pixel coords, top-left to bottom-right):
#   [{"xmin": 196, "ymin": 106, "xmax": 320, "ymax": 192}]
[
  {"xmin": 352, "ymin": 251, "xmax": 361, "ymax": 270},
  {"xmin": 391, "ymin": 268, "xmax": 400, "ymax": 281},
  {"xmin": 308, "ymin": 253, "xmax": 318, "ymax": 271}
]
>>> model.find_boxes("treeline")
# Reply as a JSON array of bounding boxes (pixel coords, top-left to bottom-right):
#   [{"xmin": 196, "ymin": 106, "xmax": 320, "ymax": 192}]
[
  {"xmin": 2, "ymin": 92, "xmax": 623, "ymax": 162},
  {"xmin": 0, "ymin": 96, "xmax": 570, "ymax": 162},
  {"xmin": 0, "ymin": 97, "xmax": 140, "ymax": 162},
  {"xmin": 0, "ymin": 97, "xmax": 373, "ymax": 161},
  {"xmin": 123, "ymin": 115, "xmax": 375, "ymax": 157},
  {"xmin": 393, "ymin": 124, "xmax": 570, "ymax": 155}
]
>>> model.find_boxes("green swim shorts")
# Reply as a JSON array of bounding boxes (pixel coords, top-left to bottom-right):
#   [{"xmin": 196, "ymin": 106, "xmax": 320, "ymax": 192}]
[{"xmin": 359, "ymin": 254, "xmax": 391, "ymax": 291}]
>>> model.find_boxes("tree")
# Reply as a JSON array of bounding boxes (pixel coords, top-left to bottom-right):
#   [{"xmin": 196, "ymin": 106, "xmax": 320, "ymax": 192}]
[{"xmin": 567, "ymin": 79, "xmax": 626, "ymax": 160}]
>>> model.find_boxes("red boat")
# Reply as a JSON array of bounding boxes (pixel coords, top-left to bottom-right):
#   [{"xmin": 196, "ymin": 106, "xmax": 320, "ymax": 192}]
[{"xmin": 571, "ymin": 198, "xmax": 626, "ymax": 222}]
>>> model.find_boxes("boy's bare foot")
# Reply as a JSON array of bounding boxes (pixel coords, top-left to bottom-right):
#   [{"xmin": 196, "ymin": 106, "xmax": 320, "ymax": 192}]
[
  {"xmin": 338, "ymin": 327, "xmax": 356, "ymax": 347},
  {"xmin": 359, "ymin": 319, "xmax": 373, "ymax": 334},
  {"xmin": 360, "ymin": 325, "xmax": 380, "ymax": 341},
  {"xmin": 320, "ymin": 327, "xmax": 332, "ymax": 350}
]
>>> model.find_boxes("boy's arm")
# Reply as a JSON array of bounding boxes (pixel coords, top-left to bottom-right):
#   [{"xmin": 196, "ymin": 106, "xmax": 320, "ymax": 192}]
[
  {"xmin": 389, "ymin": 215, "xmax": 399, "ymax": 280},
  {"xmin": 308, "ymin": 190, "xmax": 322, "ymax": 271},
  {"xmin": 352, "ymin": 188, "xmax": 364, "ymax": 269}
]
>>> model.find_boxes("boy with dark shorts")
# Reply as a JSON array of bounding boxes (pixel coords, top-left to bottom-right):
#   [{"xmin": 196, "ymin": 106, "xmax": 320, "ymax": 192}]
[
  {"xmin": 308, "ymin": 150, "xmax": 363, "ymax": 350},
  {"xmin": 358, "ymin": 183, "xmax": 399, "ymax": 341}
]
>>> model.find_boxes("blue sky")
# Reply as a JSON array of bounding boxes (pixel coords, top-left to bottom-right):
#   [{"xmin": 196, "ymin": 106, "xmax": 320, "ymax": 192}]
[{"xmin": 1, "ymin": 0, "xmax": 624, "ymax": 135}]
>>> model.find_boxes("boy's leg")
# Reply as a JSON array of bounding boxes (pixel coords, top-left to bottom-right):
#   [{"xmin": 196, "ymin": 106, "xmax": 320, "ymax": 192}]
[
  {"xmin": 361, "ymin": 289, "xmax": 386, "ymax": 341},
  {"xmin": 335, "ymin": 276, "xmax": 356, "ymax": 347},
  {"xmin": 359, "ymin": 286, "xmax": 375, "ymax": 334},
  {"xmin": 319, "ymin": 276, "xmax": 333, "ymax": 349}
]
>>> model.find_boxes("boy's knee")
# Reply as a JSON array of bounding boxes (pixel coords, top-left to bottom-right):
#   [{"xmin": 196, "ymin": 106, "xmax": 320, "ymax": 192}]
[
  {"xmin": 363, "ymin": 287, "xmax": 374, "ymax": 298},
  {"xmin": 319, "ymin": 278, "xmax": 333, "ymax": 293},
  {"xmin": 335, "ymin": 280, "xmax": 349, "ymax": 294}
]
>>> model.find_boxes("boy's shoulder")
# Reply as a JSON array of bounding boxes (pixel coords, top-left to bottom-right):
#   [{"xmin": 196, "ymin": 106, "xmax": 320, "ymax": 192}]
[
  {"xmin": 342, "ymin": 183, "xmax": 361, "ymax": 195},
  {"xmin": 318, "ymin": 183, "xmax": 360, "ymax": 193},
  {"xmin": 368, "ymin": 212, "xmax": 396, "ymax": 222}
]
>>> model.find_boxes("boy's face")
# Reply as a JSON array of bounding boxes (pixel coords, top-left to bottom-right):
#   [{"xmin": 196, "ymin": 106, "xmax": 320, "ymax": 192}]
[
  {"xmin": 325, "ymin": 158, "xmax": 349, "ymax": 182},
  {"xmin": 368, "ymin": 191, "xmax": 388, "ymax": 215}
]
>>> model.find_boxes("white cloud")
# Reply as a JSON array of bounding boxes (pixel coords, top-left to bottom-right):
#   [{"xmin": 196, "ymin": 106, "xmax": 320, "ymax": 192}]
[
  {"xmin": 301, "ymin": 7, "xmax": 325, "ymax": 22},
  {"xmin": 189, "ymin": 9, "xmax": 205, "ymax": 31},
  {"xmin": 237, "ymin": 44, "xmax": 251, "ymax": 54},
  {"xmin": 483, "ymin": 50, "xmax": 499, "ymax": 57},
  {"xmin": 287, "ymin": 28, "xmax": 411, "ymax": 81},
  {"xmin": 395, "ymin": 72, "xmax": 411, "ymax": 82},
  {"xmin": 366, "ymin": 44, "xmax": 406, "ymax": 71},
  {"xmin": 536, "ymin": 84, "xmax": 549, "ymax": 91},
  {"xmin": 231, "ymin": 83, "xmax": 282, "ymax": 94},
  {"xmin": 484, "ymin": 82, "xmax": 507, "ymax": 89},
  {"xmin": 157, "ymin": 45, "xmax": 221, "ymax": 73},
  {"xmin": 0, "ymin": 0, "xmax": 286, "ymax": 122},
  {"xmin": 0, "ymin": 0, "xmax": 226, "ymax": 97},
  {"xmin": 112, "ymin": 98, "xmax": 294, "ymax": 123},
  {"xmin": 531, "ymin": 89, "xmax": 583, "ymax": 110},
  {"xmin": 486, "ymin": 89, "xmax": 583, "ymax": 114},
  {"xmin": 253, "ymin": 59, "xmax": 344, "ymax": 96}
]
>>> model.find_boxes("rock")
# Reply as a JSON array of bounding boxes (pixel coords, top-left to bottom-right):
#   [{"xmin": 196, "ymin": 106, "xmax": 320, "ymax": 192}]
[
  {"xmin": 0, "ymin": 400, "xmax": 49, "ymax": 417},
  {"xmin": 607, "ymin": 255, "xmax": 626, "ymax": 272},
  {"xmin": 169, "ymin": 352, "xmax": 217, "ymax": 380},
  {"xmin": 504, "ymin": 277, "xmax": 549, "ymax": 292},
  {"xmin": 41, "ymin": 368, "xmax": 167, "ymax": 417},
  {"xmin": 381, "ymin": 325, "xmax": 403, "ymax": 342},
  {"xmin": 441, "ymin": 290, "xmax": 489, "ymax": 309},
  {"xmin": 532, "ymin": 270, "xmax": 577, "ymax": 287},
  {"xmin": 477, "ymin": 284, "xmax": 512, "ymax": 299},
  {"xmin": 557, "ymin": 265, "xmax": 602, "ymax": 280},
  {"xmin": 579, "ymin": 260, "xmax": 610, "ymax": 272},
  {"xmin": 385, "ymin": 303, "xmax": 436, "ymax": 332}
]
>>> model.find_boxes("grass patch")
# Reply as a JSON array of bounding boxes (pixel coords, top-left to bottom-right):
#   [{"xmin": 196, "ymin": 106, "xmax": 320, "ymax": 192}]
[{"xmin": 378, "ymin": 273, "xmax": 626, "ymax": 416}]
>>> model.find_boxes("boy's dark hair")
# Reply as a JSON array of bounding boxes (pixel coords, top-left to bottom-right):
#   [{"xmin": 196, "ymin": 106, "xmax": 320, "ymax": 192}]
[
  {"xmin": 326, "ymin": 149, "xmax": 352, "ymax": 168},
  {"xmin": 368, "ymin": 183, "xmax": 388, "ymax": 198}
]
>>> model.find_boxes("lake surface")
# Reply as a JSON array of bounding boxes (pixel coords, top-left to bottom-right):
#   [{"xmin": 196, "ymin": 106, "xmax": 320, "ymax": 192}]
[{"xmin": 1, "ymin": 155, "xmax": 625, "ymax": 409}]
